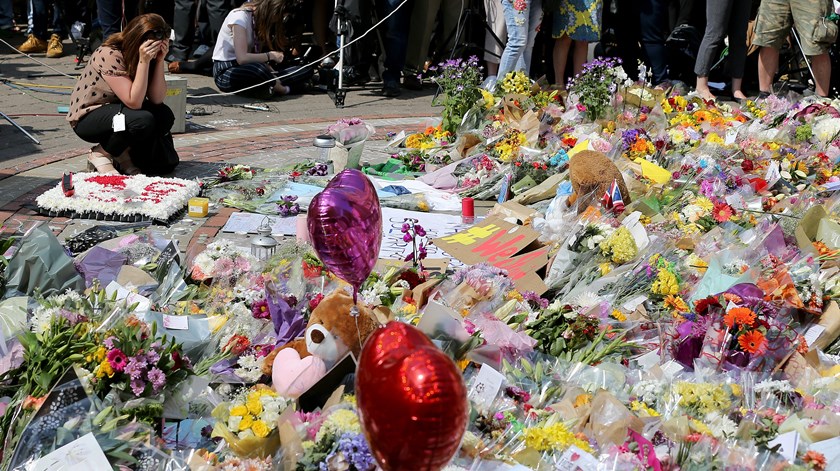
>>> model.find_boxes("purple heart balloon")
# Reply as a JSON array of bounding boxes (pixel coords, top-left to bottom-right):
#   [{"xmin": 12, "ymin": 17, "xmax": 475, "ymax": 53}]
[{"xmin": 308, "ymin": 169, "xmax": 382, "ymax": 300}]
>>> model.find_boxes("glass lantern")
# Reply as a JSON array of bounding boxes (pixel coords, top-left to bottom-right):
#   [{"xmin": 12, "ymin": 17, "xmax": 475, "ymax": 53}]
[
  {"xmin": 250, "ymin": 217, "xmax": 277, "ymax": 260},
  {"xmin": 313, "ymin": 134, "xmax": 336, "ymax": 173}
]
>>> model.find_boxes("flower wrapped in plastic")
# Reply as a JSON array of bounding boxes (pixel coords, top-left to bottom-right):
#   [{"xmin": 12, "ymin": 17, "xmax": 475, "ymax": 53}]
[
  {"xmin": 211, "ymin": 384, "xmax": 290, "ymax": 458},
  {"xmin": 325, "ymin": 118, "xmax": 376, "ymax": 171}
]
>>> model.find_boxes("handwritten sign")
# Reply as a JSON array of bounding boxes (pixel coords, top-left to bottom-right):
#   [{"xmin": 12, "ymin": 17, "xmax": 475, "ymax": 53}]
[
  {"xmin": 433, "ymin": 218, "xmax": 548, "ymax": 293},
  {"xmin": 379, "ymin": 208, "xmax": 469, "ymax": 262},
  {"xmin": 31, "ymin": 433, "xmax": 112, "ymax": 471}
]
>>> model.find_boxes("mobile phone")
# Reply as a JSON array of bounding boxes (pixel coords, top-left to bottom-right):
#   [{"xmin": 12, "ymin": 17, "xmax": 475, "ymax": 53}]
[{"xmin": 62, "ymin": 172, "xmax": 74, "ymax": 197}]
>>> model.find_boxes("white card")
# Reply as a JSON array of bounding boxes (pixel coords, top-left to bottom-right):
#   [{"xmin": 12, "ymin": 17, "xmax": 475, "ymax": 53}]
[
  {"xmin": 105, "ymin": 281, "xmax": 151, "ymax": 314},
  {"xmin": 765, "ymin": 161, "xmax": 781, "ymax": 187},
  {"xmin": 660, "ymin": 360, "xmax": 684, "ymax": 379},
  {"xmin": 725, "ymin": 127, "xmax": 738, "ymax": 146},
  {"xmin": 112, "ymin": 113, "xmax": 126, "ymax": 132},
  {"xmin": 768, "ymin": 431, "xmax": 799, "ymax": 462},
  {"xmin": 803, "ymin": 325, "xmax": 826, "ymax": 347},
  {"xmin": 468, "ymin": 364, "xmax": 505, "ymax": 410},
  {"xmin": 635, "ymin": 350, "xmax": 661, "ymax": 369},
  {"xmin": 31, "ymin": 432, "xmax": 112, "ymax": 471},
  {"xmin": 622, "ymin": 295, "xmax": 648, "ymax": 312},
  {"xmin": 555, "ymin": 445, "xmax": 599, "ymax": 471},
  {"xmin": 162, "ymin": 314, "xmax": 189, "ymax": 331}
]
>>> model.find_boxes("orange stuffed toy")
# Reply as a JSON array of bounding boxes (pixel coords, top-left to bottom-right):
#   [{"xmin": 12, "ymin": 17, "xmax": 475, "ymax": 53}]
[{"xmin": 567, "ymin": 150, "xmax": 631, "ymax": 213}]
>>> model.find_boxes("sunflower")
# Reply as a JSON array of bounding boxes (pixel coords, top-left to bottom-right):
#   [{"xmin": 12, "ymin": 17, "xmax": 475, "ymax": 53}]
[
  {"xmin": 738, "ymin": 331, "xmax": 766, "ymax": 354},
  {"xmin": 724, "ymin": 307, "xmax": 756, "ymax": 328}
]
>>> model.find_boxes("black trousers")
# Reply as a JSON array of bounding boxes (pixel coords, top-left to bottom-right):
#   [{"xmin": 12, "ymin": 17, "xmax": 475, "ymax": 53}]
[
  {"xmin": 171, "ymin": 0, "xmax": 232, "ymax": 60},
  {"xmin": 97, "ymin": 0, "xmax": 138, "ymax": 40},
  {"xmin": 73, "ymin": 101, "xmax": 176, "ymax": 174}
]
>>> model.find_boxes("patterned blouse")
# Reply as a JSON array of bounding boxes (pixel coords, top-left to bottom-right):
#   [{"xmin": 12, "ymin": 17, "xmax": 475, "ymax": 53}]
[{"xmin": 66, "ymin": 46, "xmax": 127, "ymax": 127}]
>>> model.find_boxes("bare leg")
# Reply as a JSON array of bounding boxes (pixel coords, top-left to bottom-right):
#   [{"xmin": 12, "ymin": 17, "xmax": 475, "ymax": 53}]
[
  {"xmin": 553, "ymin": 35, "xmax": 572, "ymax": 88},
  {"xmin": 731, "ymin": 77, "xmax": 746, "ymax": 100},
  {"xmin": 273, "ymin": 82, "xmax": 291, "ymax": 95},
  {"xmin": 811, "ymin": 53, "xmax": 832, "ymax": 97},
  {"xmin": 695, "ymin": 75, "xmax": 716, "ymax": 100},
  {"xmin": 758, "ymin": 46, "xmax": 779, "ymax": 94},
  {"xmin": 572, "ymin": 40, "xmax": 589, "ymax": 76}
]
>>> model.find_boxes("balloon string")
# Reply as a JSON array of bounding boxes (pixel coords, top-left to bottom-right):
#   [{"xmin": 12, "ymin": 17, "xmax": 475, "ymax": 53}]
[{"xmin": 351, "ymin": 305, "xmax": 362, "ymax": 351}]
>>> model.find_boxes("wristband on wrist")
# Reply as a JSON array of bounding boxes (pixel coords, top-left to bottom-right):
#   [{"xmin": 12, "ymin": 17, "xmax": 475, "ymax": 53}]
[{"xmin": 266, "ymin": 52, "xmax": 270, "ymax": 62}]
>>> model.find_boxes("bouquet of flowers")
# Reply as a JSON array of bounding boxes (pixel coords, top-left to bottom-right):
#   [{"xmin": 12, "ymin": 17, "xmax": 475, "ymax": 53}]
[
  {"xmin": 295, "ymin": 404, "xmax": 376, "ymax": 471},
  {"xmin": 568, "ymin": 57, "xmax": 627, "ymax": 121},
  {"xmin": 430, "ymin": 56, "xmax": 483, "ymax": 134},
  {"xmin": 212, "ymin": 384, "xmax": 290, "ymax": 458},
  {"xmin": 84, "ymin": 315, "xmax": 193, "ymax": 421},
  {"xmin": 190, "ymin": 239, "xmax": 257, "ymax": 284}
]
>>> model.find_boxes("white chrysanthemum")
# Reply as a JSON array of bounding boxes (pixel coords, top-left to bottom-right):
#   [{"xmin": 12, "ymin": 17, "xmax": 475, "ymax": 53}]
[
  {"xmin": 234, "ymin": 354, "xmax": 264, "ymax": 382},
  {"xmin": 30, "ymin": 306, "xmax": 58, "ymax": 334},
  {"xmin": 571, "ymin": 291, "xmax": 603, "ymax": 310},
  {"xmin": 754, "ymin": 379, "xmax": 794, "ymax": 394},
  {"xmin": 681, "ymin": 204, "xmax": 704, "ymax": 223},
  {"xmin": 705, "ymin": 411, "xmax": 738, "ymax": 439}
]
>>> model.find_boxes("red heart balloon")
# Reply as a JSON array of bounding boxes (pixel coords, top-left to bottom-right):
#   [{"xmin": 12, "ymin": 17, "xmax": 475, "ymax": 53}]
[{"xmin": 356, "ymin": 322, "xmax": 467, "ymax": 471}]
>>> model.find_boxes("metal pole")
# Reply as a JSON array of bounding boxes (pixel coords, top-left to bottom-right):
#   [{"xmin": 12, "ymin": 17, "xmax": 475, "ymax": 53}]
[{"xmin": 0, "ymin": 110, "xmax": 41, "ymax": 145}]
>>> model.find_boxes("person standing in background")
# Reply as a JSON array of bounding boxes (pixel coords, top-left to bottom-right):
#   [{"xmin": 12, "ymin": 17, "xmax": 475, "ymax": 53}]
[
  {"xmin": 97, "ymin": 0, "xmax": 138, "ymax": 39},
  {"xmin": 376, "ymin": 0, "xmax": 412, "ymax": 97},
  {"xmin": 753, "ymin": 0, "xmax": 837, "ymax": 98},
  {"xmin": 547, "ymin": 0, "xmax": 602, "ymax": 89},
  {"xmin": 402, "ymin": 0, "xmax": 461, "ymax": 89},
  {"xmin": 694, "ymin": 0, "xmax": 750, "ymax": 101},
  {"xmin": 496, "ymin": 0, "xmax": 542, "ymax": 80},
  {"xmin": 484, "ymin": 0, "xmax": 507, "ymax": 85}
]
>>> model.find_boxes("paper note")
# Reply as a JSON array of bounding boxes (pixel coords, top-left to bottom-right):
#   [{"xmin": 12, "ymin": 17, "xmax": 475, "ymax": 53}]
[
  {"xmin": 31, "ymin": 432, "xmax": 112, "ymax": 471},
  {"xmin": 768, "ymin": 431, "xmax": 799, "ymax": 462},
  {"xmin": 163, "ymin": 314, "xmax": 189, "ymax": 331},
  {"xmin": 468, "ymin": 364, "xmax": 506, "ymax": 410},
  {"xmin": 660, "ymin": 360, "xmax": 684, "ymax": 379},
  {"xmin": 555, "ymin": 445, "xmax": 600, "ymax": 471},
  {"xmin": 635, "ymin": 350, "xmax": 661, "ymax": 369},
  {"xmin": 725, "ymin": 127, "xmax": 738, "ymax": 146},
  {"xmin": 803, "ymin": 325, "xmax": 826, "ymax": 347},
  {"xmin": 622, "ymin": 295, "xmax": 648, "ymax": 312},
  {"xmin": 221, "ymin": 212, "xmax": 297, "ymax": 235},
  {"xmin": 765, "ymin": 161, "xmax": 781, "ymax": 187},
  {"xmin": 105, "ymin": 281, "xmax": 151, "ymax": 313}
]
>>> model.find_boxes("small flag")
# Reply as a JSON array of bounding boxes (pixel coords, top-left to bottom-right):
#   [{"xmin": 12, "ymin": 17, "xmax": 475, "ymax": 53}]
[{"xmin": 602, "ymin": 179, "xmax": 625, "ymax": 214}]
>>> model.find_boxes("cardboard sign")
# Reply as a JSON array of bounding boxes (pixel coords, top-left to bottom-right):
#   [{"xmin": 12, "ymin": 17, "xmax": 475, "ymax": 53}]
[{"xmin": 433, "ymin": 218, "xmax": 548, "ymax": 293}]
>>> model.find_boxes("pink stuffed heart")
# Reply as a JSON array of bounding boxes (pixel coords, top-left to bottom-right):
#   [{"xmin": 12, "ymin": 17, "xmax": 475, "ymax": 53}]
[{"xmin": 272, "ymin": 348, "xmax": 327, "ymax": 398}]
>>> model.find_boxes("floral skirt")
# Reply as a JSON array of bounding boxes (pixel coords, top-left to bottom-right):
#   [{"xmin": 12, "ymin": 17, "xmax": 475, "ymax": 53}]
[{"xmin": 550, "ymin": 0, "xmax": 602, "ymax": 42}]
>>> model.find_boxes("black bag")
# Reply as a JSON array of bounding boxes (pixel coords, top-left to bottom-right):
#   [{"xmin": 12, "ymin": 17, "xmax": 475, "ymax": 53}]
[{"xmin": 135, "ymin": 131, "xmax": 179, "ymax": 176}]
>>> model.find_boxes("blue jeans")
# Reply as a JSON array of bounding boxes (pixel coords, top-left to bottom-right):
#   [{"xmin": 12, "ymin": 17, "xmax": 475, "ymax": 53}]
[
  {"xmin": 376, "ymin": 0, "xmax": 411, "ymax": 85},
  {"xmin": 497, "ymin": 0, "xmax": 542, "ymax": 79}
]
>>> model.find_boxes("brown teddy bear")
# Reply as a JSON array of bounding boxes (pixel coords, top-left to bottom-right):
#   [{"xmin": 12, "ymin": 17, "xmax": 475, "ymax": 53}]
[
  {"xmin": 262, "ymin": 288, "xmax": 379, "ymax": 377},
  {"xmin": 567, "ymin": 150, "xmax": 631, "ymax": 213}
]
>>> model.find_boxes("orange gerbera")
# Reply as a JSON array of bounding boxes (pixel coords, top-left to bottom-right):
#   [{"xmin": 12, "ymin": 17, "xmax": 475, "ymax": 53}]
[
  {"xmin": 738, "ymin": 331, "xmax": 766, "ymax": 354},
  {"xmin": 712, "ymin": 202, "xmax": 734, "ymax": 222},
  {"xmin": 724, "ymin": 307, "xmax": 756, "ymax": 328},
  {"xmin": 722, "ymin": 293, "xmax": 742, "ymax": 304},
  {"xmin": 664, "ymin": 295, "xmax": 690, "ymax": 313}
]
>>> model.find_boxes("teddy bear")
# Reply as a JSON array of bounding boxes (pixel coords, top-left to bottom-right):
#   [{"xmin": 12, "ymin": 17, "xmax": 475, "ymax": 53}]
[
  {"xmin": 567, "ymin": 150, "xmax": 631, "ymax": 213},
  {"xmin": 262, "ymin": 288, "xmax": 379, "ymax": 397}
]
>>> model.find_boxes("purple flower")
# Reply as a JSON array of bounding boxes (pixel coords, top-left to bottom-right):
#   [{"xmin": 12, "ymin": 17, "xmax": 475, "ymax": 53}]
[
  {"xmin": 251, "ymin": 298, "xmax": 270, "ymax": 319},
  {"xmin": 415, "ymin": 226, "xmax": 427, "ymax": 237},
  {"xmin": 147, "ymin": 367, "xmax": 166, "ymax": 393},
  {"xmin": 130, "ymin": 379, "xmax": 146, "ymax": 396},
  {"xmin": 124, "ymin": 357, "xmax": 147, "ymax": 380},
  {"xmin": 335, "ymin": 433, "xmax": 376, "ymax": 471},
  {"xmin": 103, "ymin": 336, "xmax": 117, "ymax": 349},
  {"xmin": 145, "ymin": 350, "xmax": 161, "ymax": 365},
  {"xmin": 402, "ymin": 233, "xmax": 413, "ymax": 243},
  {"xmin": 400, "ymin": 223, "xmax": 410, "ymax": 233}
]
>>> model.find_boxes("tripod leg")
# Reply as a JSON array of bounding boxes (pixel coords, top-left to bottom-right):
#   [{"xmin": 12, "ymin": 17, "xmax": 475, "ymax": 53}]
[{"xmin": 0, "ymin": 110, "xmax": 41, "ymax": 145}]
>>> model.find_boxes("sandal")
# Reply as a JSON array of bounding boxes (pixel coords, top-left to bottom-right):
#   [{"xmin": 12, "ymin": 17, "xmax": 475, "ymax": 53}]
[
  {"xmin": 114, "ymin": 150, "xmax": 141, "ymax": 175},
  {"xmin": 87, "ymin": 146, "xmax": 118, "ymax": 174}
]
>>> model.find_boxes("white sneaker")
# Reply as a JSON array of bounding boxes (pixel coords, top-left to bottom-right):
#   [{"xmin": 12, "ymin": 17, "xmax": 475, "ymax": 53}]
[{"xmin": 192, "ymin": 44, "xmax": 210, "ymax": 58}]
